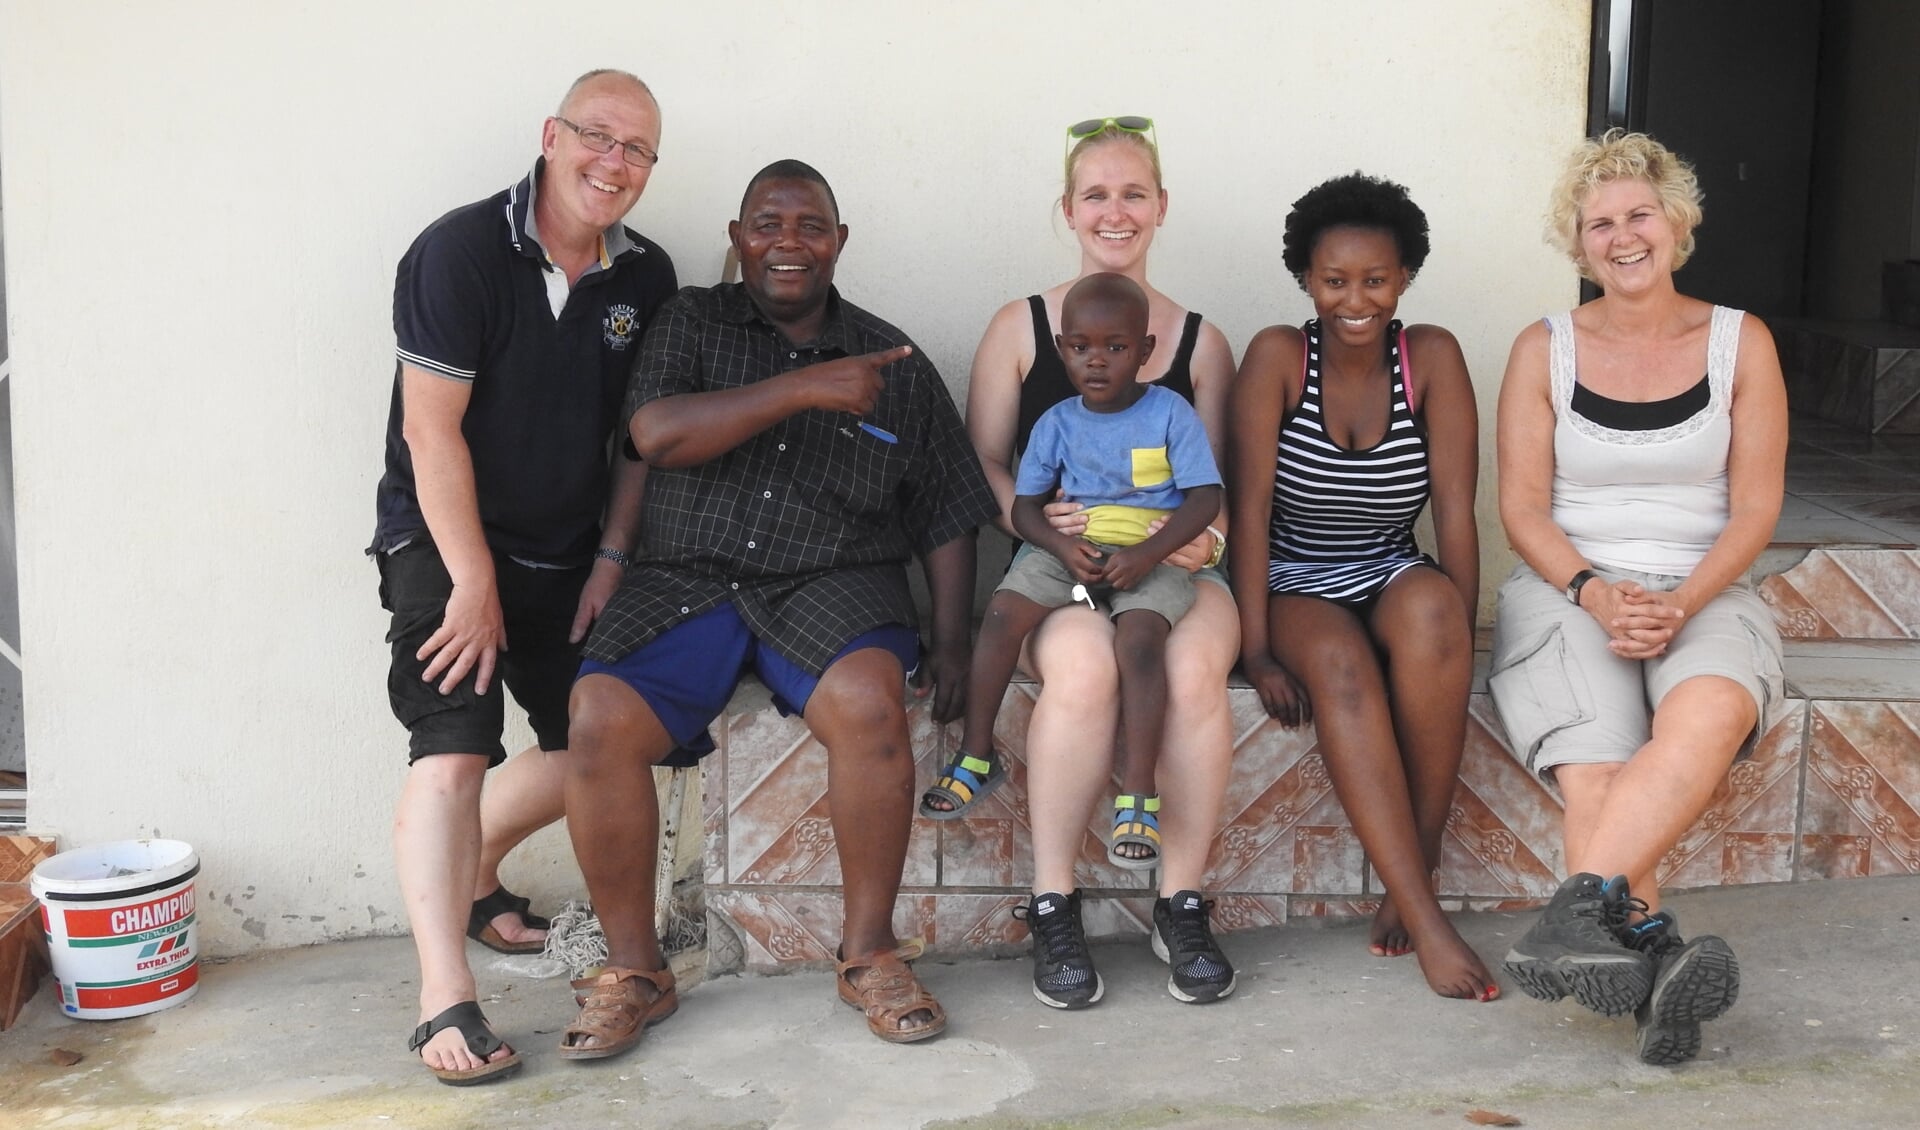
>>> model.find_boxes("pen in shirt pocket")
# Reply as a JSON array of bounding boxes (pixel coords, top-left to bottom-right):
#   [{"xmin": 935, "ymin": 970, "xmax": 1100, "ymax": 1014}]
[{"xmin": 840, "ymin": 416, "xmax": 898, "ymax": 444}]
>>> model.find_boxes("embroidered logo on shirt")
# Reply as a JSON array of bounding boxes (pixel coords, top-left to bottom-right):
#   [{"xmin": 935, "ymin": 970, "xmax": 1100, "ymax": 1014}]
[{"xmin": 604, "ymin": 304, "xmax": 639, "ymax": 350}]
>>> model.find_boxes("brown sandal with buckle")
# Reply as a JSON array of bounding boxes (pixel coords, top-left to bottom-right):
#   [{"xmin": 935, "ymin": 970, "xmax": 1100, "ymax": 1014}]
[
  {"xmin": 557, "ymin": 966, "xmax": 678, "ymax": 1061},
  {"xmin": 836, "ymin": 939, "xmax": 947, "ymax": 1044}
]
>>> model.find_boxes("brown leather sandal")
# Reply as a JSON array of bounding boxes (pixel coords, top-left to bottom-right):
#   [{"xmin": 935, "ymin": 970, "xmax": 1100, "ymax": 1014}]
[
  {"xmin": 557, "ymin": 966, "xmax": 678, "ymax": 1061},
  {"xmin": 836, "ymin": 939, "xmax": 947, "ymax": 1044}
]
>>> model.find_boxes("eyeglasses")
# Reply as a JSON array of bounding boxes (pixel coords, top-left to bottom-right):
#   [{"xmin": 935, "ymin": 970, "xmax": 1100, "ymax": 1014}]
[
  {"xmin": 1066, "ymin": 116, "xmax": 1155, "ymax": 142},
  {"xmin": 555, "ymin": 117, "xmax": 658, "ymax": 168}
]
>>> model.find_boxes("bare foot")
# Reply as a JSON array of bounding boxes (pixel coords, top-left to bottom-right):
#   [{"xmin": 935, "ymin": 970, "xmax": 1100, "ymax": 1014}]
[
  {"xmin": 1409, "ymin": 921, "xmax": 1500, "ymax": 1002},
  {"xmin": 1369, "ymin": 899, "xmax": 1413, "ymax": 958},
  {"xmin": 485, "ymin": 911, "xmax": 547, "ymax": 947}
]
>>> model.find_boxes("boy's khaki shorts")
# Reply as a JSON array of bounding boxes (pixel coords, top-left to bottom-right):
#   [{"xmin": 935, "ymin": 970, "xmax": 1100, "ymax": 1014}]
[{"xmin": 996, "ymin": 542, "xmax": 1196, "ymax": 627}]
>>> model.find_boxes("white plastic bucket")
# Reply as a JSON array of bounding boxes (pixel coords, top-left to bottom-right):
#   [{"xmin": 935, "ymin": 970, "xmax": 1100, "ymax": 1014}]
[{"xmin": 30, "ymin": 839, "xmax": 201, "ymax": 1019}]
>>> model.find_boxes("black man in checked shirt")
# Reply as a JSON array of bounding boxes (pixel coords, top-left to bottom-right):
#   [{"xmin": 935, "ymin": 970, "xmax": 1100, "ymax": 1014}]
[{"xmin": 554, "ymin": 160, "xmax": 996, "ymax": 1059}]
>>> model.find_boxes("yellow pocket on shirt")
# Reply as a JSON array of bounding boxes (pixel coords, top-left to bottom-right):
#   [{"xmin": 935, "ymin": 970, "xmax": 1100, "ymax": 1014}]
[{"xmin": 1131, "ymin": 447, "xmax": 1171, "ymax": 488}]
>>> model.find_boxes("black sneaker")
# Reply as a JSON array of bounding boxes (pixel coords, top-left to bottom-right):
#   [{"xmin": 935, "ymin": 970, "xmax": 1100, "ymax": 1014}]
[
  {"xmin": 1011, "ymin": 890, "xmax": 1103, "ymax": 1009},
  {"xmin": 1620, "ymin": 911, "xmax": 1740, "ymax": 1066},
  {"xmin": 1503, "ymin": 873, "xmax": 1653, "ymax": 1016},
  {"xmin": 1151, "ymin": 890, "xmax": 1237, "ymax": 1003}
]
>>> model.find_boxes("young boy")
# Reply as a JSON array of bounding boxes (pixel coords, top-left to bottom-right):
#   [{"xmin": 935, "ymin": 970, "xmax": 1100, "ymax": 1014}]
[{"xmin": 925, "ymin": 272, "xmax": 1222, "ymax": 873}]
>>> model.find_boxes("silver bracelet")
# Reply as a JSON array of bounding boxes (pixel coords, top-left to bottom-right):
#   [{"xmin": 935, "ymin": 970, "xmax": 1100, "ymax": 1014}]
[{"xmin": 594, "ymin": 546, "xmax": 633, "ymax": 568}]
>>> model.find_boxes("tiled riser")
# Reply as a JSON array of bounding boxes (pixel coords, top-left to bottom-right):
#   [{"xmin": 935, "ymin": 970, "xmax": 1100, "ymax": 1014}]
[
  {"xmin": 0, "ymin": 835, "xmax": 55, "ymax": 1029},
  {"xmin": 1761, "ymin": 549, "xmax": 1920, "ymax": 639},
  {"xmin": 701, "ymin": 679, "xmax": 1919, "ymax": 972}
]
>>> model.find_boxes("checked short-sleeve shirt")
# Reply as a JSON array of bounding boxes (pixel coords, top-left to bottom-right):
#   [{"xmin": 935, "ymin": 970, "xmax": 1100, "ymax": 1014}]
[{"xmin": 582, "ymin": 282, "xmax": 997, "ymax": 675}]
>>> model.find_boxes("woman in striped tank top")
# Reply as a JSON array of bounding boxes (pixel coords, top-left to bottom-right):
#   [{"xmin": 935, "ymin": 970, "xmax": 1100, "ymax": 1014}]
[{"xmin": 1228, "ymin": 174, "xmax": 1496, "ymax": 1002}]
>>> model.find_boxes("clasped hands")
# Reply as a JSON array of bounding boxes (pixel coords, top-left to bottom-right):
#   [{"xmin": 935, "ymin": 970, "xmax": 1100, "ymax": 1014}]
[{"xmin": 1582, "ymin": 578, "xmax": 1687, "ymax": 659}]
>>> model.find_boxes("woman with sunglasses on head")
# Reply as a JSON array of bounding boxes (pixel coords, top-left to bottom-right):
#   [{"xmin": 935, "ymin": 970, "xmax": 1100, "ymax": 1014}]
[
  {"xmin": 1229, "ymin": 173, "xmax": 1497, "ymax": 1002},
  {"xmin": 921, "ymin": 117, "xmax": 1240, "ymax": 1009}
]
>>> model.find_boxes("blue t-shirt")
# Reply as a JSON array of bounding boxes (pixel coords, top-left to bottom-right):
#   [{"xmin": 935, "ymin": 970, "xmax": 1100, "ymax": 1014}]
[{"xmin": 1015, "ymin": 384, "xmax": 1220, "ymax": 546}]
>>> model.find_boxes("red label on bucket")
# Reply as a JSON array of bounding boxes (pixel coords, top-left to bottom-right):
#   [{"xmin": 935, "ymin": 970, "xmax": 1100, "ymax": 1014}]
[
  {"xmin": 70, "ymin": 962, "xmax": 200, "ymax": 1011},
  {"xmin": 63, "ymin": 888, "xmax": 198, "ymax": 940}
]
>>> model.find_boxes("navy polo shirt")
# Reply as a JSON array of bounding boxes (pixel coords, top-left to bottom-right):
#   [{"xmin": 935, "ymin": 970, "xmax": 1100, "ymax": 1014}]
[{"xmin": 370, "ymin": 159, "xmax": 678, "ymax": 564}]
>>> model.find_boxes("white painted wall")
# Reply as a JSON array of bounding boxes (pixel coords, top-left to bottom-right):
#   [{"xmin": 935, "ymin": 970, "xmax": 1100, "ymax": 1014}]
[{"xmin": 0, "ymin": 0, "xmax": 1587, "ymax": 954}]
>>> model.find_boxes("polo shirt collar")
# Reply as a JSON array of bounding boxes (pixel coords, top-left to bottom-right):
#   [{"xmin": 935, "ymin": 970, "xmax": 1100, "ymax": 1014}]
[
  {"xmin": 505, "ymin": 158, "xmax": 638, "ymax": 272},
  {"xmin": 718, "ymin": 281, "xmax": 855, "ymax": 352}
]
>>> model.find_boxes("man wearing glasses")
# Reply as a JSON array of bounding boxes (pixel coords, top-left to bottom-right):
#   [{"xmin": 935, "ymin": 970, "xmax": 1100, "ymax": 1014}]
[{"xmin": 369, "ymin": 69, "xmax": 676, "ymax": 1085}]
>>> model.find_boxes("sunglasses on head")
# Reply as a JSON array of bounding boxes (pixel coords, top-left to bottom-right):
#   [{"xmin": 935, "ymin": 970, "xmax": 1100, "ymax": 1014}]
[{"xmin": 1067, "ymin": 115, "xmax": 1154, "ymax": 141}]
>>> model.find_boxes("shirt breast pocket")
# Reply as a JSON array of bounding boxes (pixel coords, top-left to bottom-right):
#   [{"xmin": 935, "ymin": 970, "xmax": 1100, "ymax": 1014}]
[
  {"xmin": 813, "ymin": 423, "xmax": 910, "ymax": 519},
  {"xmin": 1131, "ymin": 446, "xmax": 1172, "ymax": 489}
]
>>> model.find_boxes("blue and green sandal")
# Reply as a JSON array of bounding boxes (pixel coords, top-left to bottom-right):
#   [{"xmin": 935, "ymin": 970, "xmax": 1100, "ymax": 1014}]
[
  {"xmin": 919, "ymin": 751, "xmax": 1008, "ymax": 821},
  {"xmin": 1109, "ymin": 793, "xmax": 1162, "ymax": 870}
]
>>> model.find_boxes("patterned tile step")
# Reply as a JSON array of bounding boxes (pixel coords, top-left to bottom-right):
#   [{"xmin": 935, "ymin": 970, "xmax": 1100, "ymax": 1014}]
[
  {"xmin": 0, "ymin": 834, "xmax": 56, "ymax": 884},
  {"xmin": 0, "ymin": 883, "xmax": 47, "ymax": 1030},
  {"xmin": 696, "ymin": 645, "xmax": 1918, "ymax": 967},
  {"xmin": 1761, "ymin": 548, "xmax": 1920, "ymax": 639},
  {"xmin": 1799, "ymin": 700, "xmax": 1920, "ymax": 880}
]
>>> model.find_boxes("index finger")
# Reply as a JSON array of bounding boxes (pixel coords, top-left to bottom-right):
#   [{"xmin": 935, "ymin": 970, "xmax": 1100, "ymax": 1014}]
[{"xmin": 864, "ymin": 345, "xmax": 913, "ymax": 367}]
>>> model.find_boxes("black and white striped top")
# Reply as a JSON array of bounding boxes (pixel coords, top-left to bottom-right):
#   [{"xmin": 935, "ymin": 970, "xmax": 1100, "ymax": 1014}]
[{"xmin": 1266, "ymin": 319, "xmax": 1434, "ymax": 602}]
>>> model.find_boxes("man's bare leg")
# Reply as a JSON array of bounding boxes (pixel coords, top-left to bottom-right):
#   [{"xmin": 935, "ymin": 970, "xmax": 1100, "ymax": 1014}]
[
  {"xmin": 472, "ymin": 744, "xmax": 566, "ymax": 945},
  {"xmin": 395, "ymin": 753, "xmax": 514, "ymax": 1072},
  {"xmin": 558, "ymin": 674, "xmax": 677, "ymax": 1053},
  {"xmin": 806, "ymin": 647, "xmax": 939, "ymax": 1035}
]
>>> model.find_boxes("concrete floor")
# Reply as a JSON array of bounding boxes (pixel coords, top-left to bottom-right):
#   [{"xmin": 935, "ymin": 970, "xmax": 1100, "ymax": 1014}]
[{"xmin": 1, "ymin": 877, "xmax": 1916, "ymax": 1129}]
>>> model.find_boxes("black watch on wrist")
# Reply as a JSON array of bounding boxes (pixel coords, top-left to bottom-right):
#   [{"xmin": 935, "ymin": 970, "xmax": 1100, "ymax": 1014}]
[
  {"xmin": 1565, "ymin": 568, "xmax": 1600, "ymax": 606},
  {"xmin": 595, "ymin": 546, "xmax": 633, "ymax": 568}
]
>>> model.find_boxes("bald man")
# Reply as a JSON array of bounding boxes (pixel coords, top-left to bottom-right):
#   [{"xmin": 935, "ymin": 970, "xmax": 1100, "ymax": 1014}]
[{"xmin": 369, "ymin": 69, "xmax": 676, "ymax": 1084}]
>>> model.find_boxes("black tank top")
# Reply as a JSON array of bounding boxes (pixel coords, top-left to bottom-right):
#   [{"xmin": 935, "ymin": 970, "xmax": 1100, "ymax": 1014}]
[{"xmin": 1015, "ymin": 294, "xmax": 1202, "ymax": 448}]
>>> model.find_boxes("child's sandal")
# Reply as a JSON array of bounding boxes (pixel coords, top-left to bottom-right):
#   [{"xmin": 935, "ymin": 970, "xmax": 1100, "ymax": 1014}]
[
  {"xmin": 1109, "ymin": 793, "xmax": 1162, "ymax": 871},
  {"xmin": 919, "ymin": 751, "xmax": 1007, "ymax": 821}
]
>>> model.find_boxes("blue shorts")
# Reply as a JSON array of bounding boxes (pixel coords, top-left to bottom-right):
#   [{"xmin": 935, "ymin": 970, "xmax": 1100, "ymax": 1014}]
[{"xmin": 576, "ymin": 604, "xmax": 920, "ymax": 750}]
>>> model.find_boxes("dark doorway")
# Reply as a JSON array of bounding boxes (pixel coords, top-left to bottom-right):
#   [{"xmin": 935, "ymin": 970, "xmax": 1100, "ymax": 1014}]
[
  {"xmin": 1587, "ymin": 1, "xmax": 1920, "ymax": 324},
  {"xmin": 1587, "ymin": 0, "xmax": 1824, "ymax": 317}
]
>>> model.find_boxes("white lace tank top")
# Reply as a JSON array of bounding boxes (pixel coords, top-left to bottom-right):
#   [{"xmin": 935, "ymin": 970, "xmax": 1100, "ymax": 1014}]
[{"xmin": 1546, "ymin": 304, "xmax": 1743, "ymax": 576}]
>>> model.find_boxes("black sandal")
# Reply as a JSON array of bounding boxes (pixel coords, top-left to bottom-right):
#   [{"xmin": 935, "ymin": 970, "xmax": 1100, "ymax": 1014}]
[
  {"xmin": 468, "ymin": 886, "xmax": 550, "ymax": 955},
  {"xmin": 408, "ymin": 1000, "xmax": 522, "ymax": 1085}
]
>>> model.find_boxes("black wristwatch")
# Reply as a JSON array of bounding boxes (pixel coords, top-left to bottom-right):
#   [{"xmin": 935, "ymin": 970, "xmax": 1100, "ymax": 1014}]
[
  {"xmin": 1565, "ymin": 568, "xmax": 1601, "ymax": 606},
  {"xmin": 595, "ymin": 546, "xmax": 633, "ymax": 568}
]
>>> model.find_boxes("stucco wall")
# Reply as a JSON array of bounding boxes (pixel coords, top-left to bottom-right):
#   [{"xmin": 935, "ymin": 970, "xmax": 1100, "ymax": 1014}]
[{"xmin": 0, "ymin": 0, "xmax": 1587, "ymax": 954}]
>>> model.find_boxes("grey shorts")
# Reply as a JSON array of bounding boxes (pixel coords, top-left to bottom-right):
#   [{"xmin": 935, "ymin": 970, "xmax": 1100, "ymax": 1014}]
[
  {"xmin": 997, "ymin": 542, "xmax": 1197, "ymax": 627},
  {"xmin": 1487, "ymin": 563, "xmax": 1785, "ymax": 783}
]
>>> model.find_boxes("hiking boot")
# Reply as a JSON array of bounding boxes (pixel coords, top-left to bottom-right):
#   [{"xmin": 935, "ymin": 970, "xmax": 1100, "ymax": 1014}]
[
  {"xmin": 1503, "ymin": 873, "xmax": 1652, "ymax": 1016},
  {"xmin": 1151, "ymin": 890, "xmax": 1237, "ymax": 1003},
  {"xmin": 1620, "ymin": 911, "xmax": 1740, "ymax": 1066},
  {"xmin": 1011, "ymin": 890, "xmax": 1103, "ymax": 1009}
]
